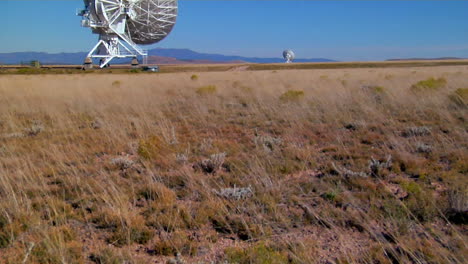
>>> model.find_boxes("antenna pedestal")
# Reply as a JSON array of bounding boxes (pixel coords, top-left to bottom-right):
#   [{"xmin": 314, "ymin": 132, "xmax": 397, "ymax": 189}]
[
  {"xmin": 83, "ymin": 57, "xmax": 93, "ymax": 69},
  {"xmin": 86, "ymin": 35, "xmax": 147, "ymax": 68}
]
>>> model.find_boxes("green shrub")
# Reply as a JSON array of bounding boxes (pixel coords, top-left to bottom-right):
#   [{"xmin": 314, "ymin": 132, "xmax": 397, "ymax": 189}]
[
  {"xmin": 411, "ymin": 77, "xmax": 446, "ymax": 92},
  {"xmin": 321, "ymin": 191, "xmax": 337, "ymax": 202},
  {"xmin": 111, "ymin": 80, "xmax": 121, "ymax": 87},
  {"xmin": 138, "ymin": 183, "xmax": 176, "ymax": 204},
  {"xmin": 145, "ymin": 204, "xmax": 194, "ymax": 232},
  {"xmin": 211, "ymin": 215, "xmax": 261, "ymax": 241},
  {"xmin": 373, "ymin": 86, "xmax": 385, "ymax": 93},
  {"xmin": 190, "ymin": 74, "xmax": 199, "ymax": 81},
  {"xmin": 446, "ymin": 187, "xmax": 468, "ymax": 224},
  {"xmin": 196, "ymin": 85, "xmax": 217, "ymax": 95},
  {"xmin": 454, "ymin": 88, "xmax": 468, "ymax": 100},
  {"xmin": 137, "ymin": 136, "xmax": 170, "ymax": 160},
  {"xmin": 225, "ymin": 243, "xmax": 289, "ymax": 264},
  {"xmin": 108, "ymin": 226, "xmax": 153, "ymax": 246},
  {"xmin": 89, "ymin": 248, "xmax": 133, "ymax": 264},
  {"xmin": 0, "ymin": 215, "xmax": 11, "ymax": 248},
  {"xmin": 91, "ymin": 210, "xmax": 121, "ymax": 230},
  {"xmin": 0, "ymin": 233, "xmax": 10, "ymax": 249},
  {"xmin": 320, "ymin": 75, "xmax": 328, "ymax": 79},
  {"xmin": 449, "ymin": 88, "xmax": 468, "ymax": 107},
  {"xmin": 151, "ymin": 231, "xmax": 198, "ymax": 256},
  {"xmin": 401, "ymin": 181, "xmax": 437, "ymax": 222},
  {"xmin": 31, "ymin": 228, "xmax": 83, "ymax": 264},
  {"xmin": 31, "ymin": 244, "xmax": 62, "ymax": 264},
  {"xmin": 279, "ymin": 90, "xmax": 305, "ymax": 102},
  {"xmin": 401, "ymin": 181, "xmax": 422, "ymax": 194}
]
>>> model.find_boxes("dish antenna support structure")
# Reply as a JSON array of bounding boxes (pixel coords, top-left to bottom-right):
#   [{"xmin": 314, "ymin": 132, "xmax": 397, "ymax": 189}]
[
  {"xmin": 79, "ymin": 0, "xmax": 178, "ymax": 68},
  {"xmin": 283, "ymin": 50, "xmax": 295, "ymax": 64}
]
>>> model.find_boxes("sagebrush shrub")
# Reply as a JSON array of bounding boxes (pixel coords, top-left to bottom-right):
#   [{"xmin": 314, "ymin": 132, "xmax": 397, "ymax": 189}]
[
  {"xmin": 279, "ymin": 90, "xmax": 305, "ymax": 102},
  {"xmin": 449, "ymin": 88, "xmax": 468, "ymax": 107},
  {"xmin": 111, "ymin": 80, "xmax": 121, "ymax": 87},
  {"xmin": 196, "ymin": 85, "xmax": 217, "ymax": 95},
  {"xmin": 410, "ymin": 77, "xmax": 446, "ymax": 91}
]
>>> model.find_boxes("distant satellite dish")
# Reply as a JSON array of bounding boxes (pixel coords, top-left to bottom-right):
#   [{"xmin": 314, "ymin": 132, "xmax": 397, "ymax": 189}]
[
  {"xmin": 283, "ymin": 50, "xmax": 295, "ymax": 63},
  {"xmin": 79, "ymin": 0, "xmax": 178, "ymax": 68}
]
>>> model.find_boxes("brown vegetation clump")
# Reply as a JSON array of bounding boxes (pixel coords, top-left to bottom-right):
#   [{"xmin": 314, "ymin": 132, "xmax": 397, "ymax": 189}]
[{"xmin": 0, "ymin": 66, "xmax": 467, "ymax": 263}]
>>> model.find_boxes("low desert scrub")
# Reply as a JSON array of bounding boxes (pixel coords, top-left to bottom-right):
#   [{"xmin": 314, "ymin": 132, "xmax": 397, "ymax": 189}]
[
  {"xmin": 108, "ymin": 225, "xmax": 153, "ymax": 246},
  {"xmin": 447, "ymin": 187, "xmax": 468, "ymax": 224},
  {"xmin": 453, "ymin": 87, "xmax": 468, "ymax": 99},
  {"xmin": 415, "ymin": 142, "xmax": 432, "ymax": 154},
  {"xmin": 110, "ymin": 156, "xmax": 135, "ymax": 170},
  {"xmin": 449, "ymin": 88, "xmax": 468, "ymax": 107},
  {"xmin": 410, "ymin": 77, "xmax": 447, "ymax": 92},
  {"xmin": 29, "ymin": 227, "xmax": 83, "ymax": 264},
  {"xmin": 111, "ymin": 80, "xmax": 121, "ymax": 87},
  {"xmin": 214, "ymin": 185, "xmax": 253, "ymax": 200},
  {"xmin": 401, "ymin": 126, "xmax": 431, "ymax": 137},
  {"xmin": 0, "ymin": 67, "xmax": 466, "ymax": 263},
  {"xmin": 372, "ymin": 85, "xmax": 385, "ymax": 93},
  {"xmin": 195, "ymin": 152, "xmax": 226, "ymax": 174},
  {"xmin": 151, "ymin": 230, "xmax": 198, "ymax": 256},
  {"xmin": 190, "ymin": 74, "xmax": 198, "ymax": 81},
  {"xmin": 27, "ymin": 124, "xmax": 44, "ymax": 136},
  {"xmin": 88, "ymin": 248, "xmax": 135, "ymax": 264},
  {"xmin": 138, "ymin": 183, "xmax": 177, "ymax": 205},
  {"xmin": 195, "ymin": 85, "xmax": 217, "ymax": 95},
  {"xmin": 225, "ymin": 243, "xmax": 289, "ymax": 264},
  {"xmin": 384, "ymin": 74, "xmax": 394, "ymax": 80},
  {"xmin": 254, "ymin": 134, "xmax": 282, "ymax": 152},
  {"xmin": 279, "ymin": 90, "xmax": 305, "ymax": 102}
]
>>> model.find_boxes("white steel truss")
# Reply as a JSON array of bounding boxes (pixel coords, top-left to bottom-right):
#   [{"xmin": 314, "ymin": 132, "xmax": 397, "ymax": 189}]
[{"xmin": 79, "ymin": 0, "xmax": 177, "ymax": 68}]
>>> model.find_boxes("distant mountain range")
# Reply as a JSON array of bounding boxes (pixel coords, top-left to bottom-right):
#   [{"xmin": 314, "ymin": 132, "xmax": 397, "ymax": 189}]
[
  {"xmin": 0, "ymin": 48, "xmax": 336, "ymax": 65},
  {"xmin": 147, "ymin": 48, "xmax": 335, "ymax": 64}
]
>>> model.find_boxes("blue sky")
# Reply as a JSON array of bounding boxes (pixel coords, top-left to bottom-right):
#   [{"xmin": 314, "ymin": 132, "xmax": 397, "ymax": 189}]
[{"xmin": 2, "ymin": 0, "xmax": 468, "ymax": 61}]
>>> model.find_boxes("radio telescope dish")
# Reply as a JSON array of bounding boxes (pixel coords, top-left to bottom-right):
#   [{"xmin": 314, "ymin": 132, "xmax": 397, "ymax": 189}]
[
  {"xmin": 283, "ymin": 50, "xmax": 295, "ymax": 63},
  {"xmin": 79, "ymin": 0, "xmax": 178, "ymax": 68}
]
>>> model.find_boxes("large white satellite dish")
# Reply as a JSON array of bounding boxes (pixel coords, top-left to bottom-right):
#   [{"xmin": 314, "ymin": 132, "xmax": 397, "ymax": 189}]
[
  {"xmin": 283, "ymin": 49, "xmax": 295, "ymax": 64},
  {"xmin": 79, "ymin": 0, "xmax": 178, "ymax": 68}
]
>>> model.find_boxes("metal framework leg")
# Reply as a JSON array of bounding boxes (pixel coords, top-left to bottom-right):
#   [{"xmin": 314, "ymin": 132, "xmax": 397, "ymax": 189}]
[{"xmin": 86, "ymin": 35, "xmax": 148, "ymax": 68}]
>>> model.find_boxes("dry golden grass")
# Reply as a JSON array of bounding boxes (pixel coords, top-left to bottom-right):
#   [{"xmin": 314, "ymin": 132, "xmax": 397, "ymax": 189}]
[{"xmin": 0, "ymin": 66, "xmax": 467, "ymax": 263}]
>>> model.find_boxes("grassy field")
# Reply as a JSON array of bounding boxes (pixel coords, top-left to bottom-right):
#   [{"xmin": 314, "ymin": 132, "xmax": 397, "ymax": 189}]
[
  {"xmin": 0, "ymin": 65, "xmax": 467, "ymax": 263},
  {"xmin": 2, "ymin": 59, "xmax": 468, "ymax": 74}
]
